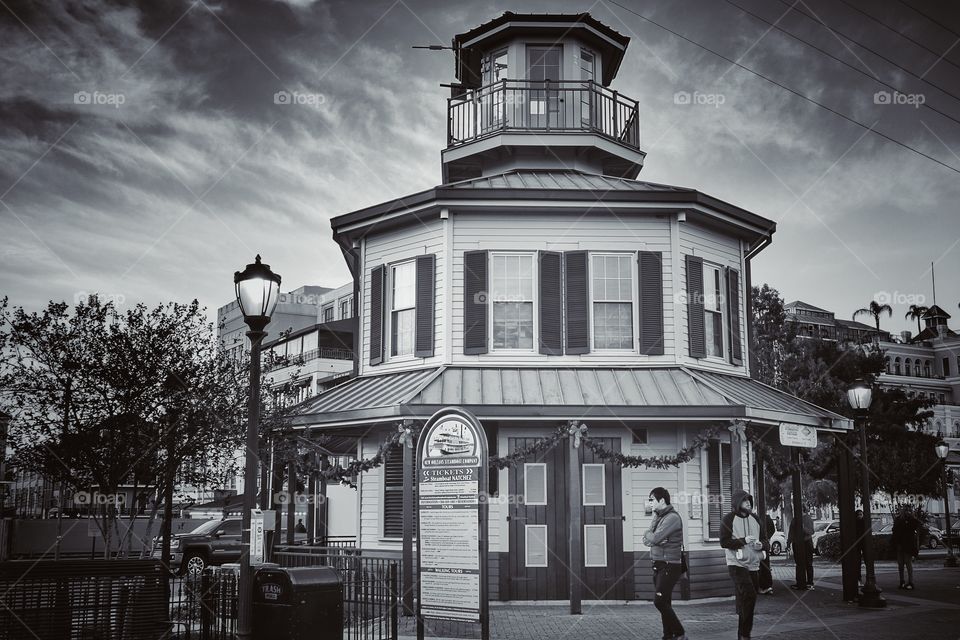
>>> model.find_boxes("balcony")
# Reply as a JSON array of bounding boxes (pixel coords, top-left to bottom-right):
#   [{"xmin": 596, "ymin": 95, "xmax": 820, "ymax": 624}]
[
  {"xmin": 266, "ymin": 346, "xmax": 354, "ymax": 372},
  {"xmin": 443, "ymin": 80, "xmax": 644, "ymax": 182}
]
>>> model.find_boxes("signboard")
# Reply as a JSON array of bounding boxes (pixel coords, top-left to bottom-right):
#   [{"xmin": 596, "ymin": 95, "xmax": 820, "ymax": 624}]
[
  {"xmin": 779, "ymin": 424, "xmax": 818, "ymax": 449},
  {"xmin": 250, "ymin": 509, "xmax": 265, "ymax": 566},
  {"xmin": 416, "ymin": 407, "xmax": 488, "ymax": 639}
]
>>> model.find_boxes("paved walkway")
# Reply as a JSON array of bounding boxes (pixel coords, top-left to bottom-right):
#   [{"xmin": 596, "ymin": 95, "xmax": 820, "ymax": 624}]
[{"xmin": 401, "ymin": 559, "xmax": 960, "ymax": 639}]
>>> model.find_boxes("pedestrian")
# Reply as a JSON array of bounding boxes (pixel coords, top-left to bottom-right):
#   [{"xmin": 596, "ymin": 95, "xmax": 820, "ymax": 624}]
[
  {"xmin": 295, "ymin": 518, "xmax": 307, "ymax": 533},
  {"xmin": 642, "ymin": 487, "xmax": 687, "ymax": 640},
  {"xmin": 720, "ymin": 489, "xmax": 768, "ymax": 640},
  {"xmin": 854, "ymin": 509, "xmax": 866, "ymax": 586},
  {"xmin": 891, "ymin": 507, "xmax": 919, "ymax": 590},
  {"xmin": 788, "ymin": 510, "xmax": 814, "ymax": 590},
  {"xmin": 757, "ymin": 511, "xmax": 775, "ymax": 595}
]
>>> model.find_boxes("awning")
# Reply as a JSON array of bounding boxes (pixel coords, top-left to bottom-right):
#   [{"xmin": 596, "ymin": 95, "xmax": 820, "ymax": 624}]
[{"xmin": 290, "ymin": 366, "xmax": 851, "ymax": 431}]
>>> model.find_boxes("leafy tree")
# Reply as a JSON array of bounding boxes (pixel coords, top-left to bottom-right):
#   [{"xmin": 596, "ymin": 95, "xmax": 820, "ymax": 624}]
[
  {"xmin": 905, "ymin": 305, "xmax": 929, "ymax": 335},
  {"xmin": 853, "ymin": 300, "xmax": 893, "ymax": 332}
]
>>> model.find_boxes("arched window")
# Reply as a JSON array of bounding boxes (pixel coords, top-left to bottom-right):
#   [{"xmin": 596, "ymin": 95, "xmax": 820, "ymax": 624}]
[
  {"xmin": 895, "ymin": 357, "xmax": 902, "ymax": 375},
  {"xmin": 885, "ymin": 356, "xmax": 891, "ymax": 374},
  {"xmin": 935, "ymin": 420, "xmax": 943, "ymax": 436},
  {"xmin": 905, "ymin": 358, "xmax": 912, "ymax": 375},
  {"xmin": 924, "ymin": 360, "xmax": 931, "ymax": 377},
  {"xmin": 954, "ymin": 421, "xmax": 960, "ymax": 438},
  {"xmin": 915, "ymin": 361, "xmax": 922, "ymax": 377}
]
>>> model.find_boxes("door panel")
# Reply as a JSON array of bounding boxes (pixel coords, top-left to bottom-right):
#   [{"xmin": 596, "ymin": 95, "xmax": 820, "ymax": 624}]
[
  {"xmin": 581, "ymin": 438, "xmax": 629, "ymax": 600},
  {"xmin": 526, "ymin": 47, "xmax": 561, "ymax": 129}
]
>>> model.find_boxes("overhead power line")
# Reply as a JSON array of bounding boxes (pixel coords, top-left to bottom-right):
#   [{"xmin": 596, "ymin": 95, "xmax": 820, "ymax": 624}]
[
  {"xmin": 723, "ymin": 0, "xmax": 960, "ymax": 127},
  {"xmin": 605, "ymin": 0, "xmax": 960, "ymax": 176},
  {"xmin": 896, "ymin": 0, "xmax": 960, "ymax": 41}
]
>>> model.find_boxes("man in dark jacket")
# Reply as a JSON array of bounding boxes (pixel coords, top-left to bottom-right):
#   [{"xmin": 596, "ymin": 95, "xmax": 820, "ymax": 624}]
[
  {"xmin": 642, "ymin": 487, "xmax": 687, "ymax": 640},
  {"xmin": 757, "ymin": 513, "xmax": 776, "ymax": 594},
  {"xmin": 789, "ymin": 510, "xmax": 815, "ymax": 590},
  {"xmin": 720, "ymin": 489, "xmax": 769, "ymax": 640}
]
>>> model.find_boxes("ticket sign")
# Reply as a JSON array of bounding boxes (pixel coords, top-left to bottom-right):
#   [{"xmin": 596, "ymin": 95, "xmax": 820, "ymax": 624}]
[
  {"xmin": 779, "ymin": 424, "xmax": 818, "ymax": 449},
  {"xmin": 416, "ymin": 407, "xmax": 488, "ymax": 639}
]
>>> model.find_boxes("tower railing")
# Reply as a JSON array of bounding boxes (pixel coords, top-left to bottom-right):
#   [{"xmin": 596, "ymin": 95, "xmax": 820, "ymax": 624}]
[{"xmin": 447, "ymin": 79, "xmax": 641, "ymax": 151}]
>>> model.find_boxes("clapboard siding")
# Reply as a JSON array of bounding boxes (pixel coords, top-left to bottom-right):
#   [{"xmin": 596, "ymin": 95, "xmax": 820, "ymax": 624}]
[
  {"xmin": 628, "ymin": 426, "xmax": 688, "ymax": 553},
  {"xmin": 361, "ymin": 220, "xmax": 444, "ymax": 375},
  {"xmin": 451, "ymin": 212, "xmax": 676, "ymax": 364},
  {"xmin": 633, "ymin": 548, "xmax": 731, "ymax": 600},
  {"xmin": 678, "ymin": 222, "xmax": 747, "ymax": 374}
]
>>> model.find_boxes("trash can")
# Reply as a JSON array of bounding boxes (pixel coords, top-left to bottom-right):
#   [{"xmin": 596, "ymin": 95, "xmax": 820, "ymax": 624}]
[{"xmin": 252, "ymin": 566, "xmax": 343, "ymax": 640}]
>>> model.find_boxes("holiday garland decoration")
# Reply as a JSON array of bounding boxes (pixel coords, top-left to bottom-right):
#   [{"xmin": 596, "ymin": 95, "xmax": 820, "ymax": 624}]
[
  {"xmin": 488, "ymin": 425, "xmax": 569, "ymax": 469},
  {"xmin": 581, "ymin": 424, "xmax": 725, "ymax": 469}
]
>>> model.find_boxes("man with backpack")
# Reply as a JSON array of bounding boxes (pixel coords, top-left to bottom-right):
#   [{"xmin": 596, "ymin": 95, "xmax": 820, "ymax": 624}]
[{"xmin": 720, "ymin": 489, "xmax": 770, "ymax": 640}]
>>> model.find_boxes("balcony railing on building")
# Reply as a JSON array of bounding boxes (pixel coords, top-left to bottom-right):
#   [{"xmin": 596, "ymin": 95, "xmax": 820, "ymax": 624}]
[
  {"xmin": 266, "ymin": 346, "xmax": 354, "ymax": 372},
  {"xmin": 448, "ymin": 79, "xmax": 640, "ymax": 150}
]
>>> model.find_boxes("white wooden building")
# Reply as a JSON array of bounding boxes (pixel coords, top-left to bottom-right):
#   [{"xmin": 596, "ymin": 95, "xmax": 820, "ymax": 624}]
[{"xmin": 292, "ymin": 12, "xmax": 849, "ymax": 602}]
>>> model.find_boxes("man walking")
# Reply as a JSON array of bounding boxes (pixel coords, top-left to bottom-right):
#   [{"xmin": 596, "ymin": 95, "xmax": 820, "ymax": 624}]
[
  {"xmin": 789, "ymin": 510, "xmax": 815, "ymax": 590},
  {"xmin": 642, "ymin": 487, "xmax": 687, "ymax": 640},
  {"xmin": 720, "ymin": 490, "xmax": 769, "ymax": 640}
]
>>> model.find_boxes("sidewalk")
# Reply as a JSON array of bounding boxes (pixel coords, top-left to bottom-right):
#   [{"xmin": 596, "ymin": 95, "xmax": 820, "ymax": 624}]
[{"xmin": 401, "ymin": 562, "xmax": 960, "ymax": 639}]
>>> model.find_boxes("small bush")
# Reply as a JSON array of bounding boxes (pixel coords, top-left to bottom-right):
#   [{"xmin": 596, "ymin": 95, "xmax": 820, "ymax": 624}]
[{"xmin": 817, "ymin": 531, "xmax": 895, "ymax": 561}]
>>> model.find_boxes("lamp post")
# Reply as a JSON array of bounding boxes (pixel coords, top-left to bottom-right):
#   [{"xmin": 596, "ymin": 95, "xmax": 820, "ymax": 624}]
[
  {"xmin": 847, "ymin": 378, "xmax": 885, "ymax": 608},
  {"xmin": 935, "ymin": 440, "xmax": 958, "ymax": 567},
  {"xmin": 234, "ymin": 255, "xmax": 281, "ymax": 639}
]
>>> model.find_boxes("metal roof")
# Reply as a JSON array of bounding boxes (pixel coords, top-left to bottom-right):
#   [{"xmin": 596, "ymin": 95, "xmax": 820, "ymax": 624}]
[
  {"xmin": 290, "ymin": 366, "xmax": 849, "ymax": 430},
  {"xmin": 446, "ymin": 170, "xmax": 691, "ymax": 192}
]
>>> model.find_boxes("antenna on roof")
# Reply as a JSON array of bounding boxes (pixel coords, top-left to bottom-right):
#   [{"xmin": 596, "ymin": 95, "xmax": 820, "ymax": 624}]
[{"xmin": 932, "ymin": 261, "xmax": 937, "ymax": 306}]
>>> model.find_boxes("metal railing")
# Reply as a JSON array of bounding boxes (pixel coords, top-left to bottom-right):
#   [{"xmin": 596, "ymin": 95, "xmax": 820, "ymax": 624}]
[
  {"xmin": 448, "ymin": 79, "xmax": 640, "ymax": 150},
  {"xmin": 273, "ymin": 551, "xmax": 399, "ymax": 640},
  {"xmin": 266, "ymin": 346, "xmax": 354, "ymax": 372},
  {"xmin": 168, "ymin": 568, "xmax": 237, "ymax": 640}
]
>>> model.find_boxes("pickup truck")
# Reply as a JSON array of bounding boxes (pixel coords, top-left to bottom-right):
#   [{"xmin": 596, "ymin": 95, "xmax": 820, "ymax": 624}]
[{"xmin": 154, "ymin": 518, "xmax": 242, "ymax": 575}]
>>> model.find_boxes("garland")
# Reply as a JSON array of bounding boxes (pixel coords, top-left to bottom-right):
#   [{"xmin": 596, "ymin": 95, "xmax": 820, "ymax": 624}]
[
  {"xmin": 581, "ymin": 425, "xmax": 724, "ymax": 469},
  {"xmin": 488, "ymin": 426, "xmax": 568, "ymax": 470}
]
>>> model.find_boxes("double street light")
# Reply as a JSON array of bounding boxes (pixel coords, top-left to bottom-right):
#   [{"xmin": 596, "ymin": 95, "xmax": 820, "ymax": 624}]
[
  {"xmin": 935, "ymin": 440, "xmax": 958, "ymax": 568},
  {"xmin": 847, "ymin": 378, "xmax": 886, "ymax": 609},
  {"xmin": 234, "ymin": 255, "xmax": 281, "ymax": 640}
]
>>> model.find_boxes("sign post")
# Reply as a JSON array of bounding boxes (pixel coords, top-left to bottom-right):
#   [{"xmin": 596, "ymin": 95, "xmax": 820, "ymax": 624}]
[
  {"xmin": 416, "ymin": 407, "xmax": 489, "ymax": 640},
  {"xmin": 250, "ymin": 508, "xmax": 265, "ymax": 566}
]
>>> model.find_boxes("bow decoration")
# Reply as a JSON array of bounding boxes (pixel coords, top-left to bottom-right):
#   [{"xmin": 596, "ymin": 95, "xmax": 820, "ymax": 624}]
[
  {"xmin": 728, "ymin": 420, "xmax": 747, "ymax": 442},
  {"xmin": 398, "ymin": 421, "xmax": 416, "ymax": 449},
  {"xmin": 568, "ymin": 421, "xmax": 588, "ymax": 448}
]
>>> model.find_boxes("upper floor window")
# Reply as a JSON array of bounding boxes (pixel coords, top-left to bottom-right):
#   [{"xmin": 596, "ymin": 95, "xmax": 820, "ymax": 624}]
[
  {"xmin": 491, "ymin": 253, "xmax": 535, "ymax": 350},
  {"xmin": 591, "ymin": 254, "xmax": 634, "ymax": 350},
  {"xmin": 915, "ymin": 361, "xmax": 922, "ymax": 377},
  {"xmin": 390, "ymin": 261, "xmax": 416, "ymax": 357},
  {"xmin": 703, "ymin": 263, "xmax": 724, "ymax": 358},
  {"xmin": 322, "ymin": 304, "xmax": 334, "ymax": 323},
  {"xmin": 924, "ymin": 360, "xmax": 931, "ymax": 377},
  {"xmin": 339, "ymin": 296, "xmax": 353, "ymax": 320}
]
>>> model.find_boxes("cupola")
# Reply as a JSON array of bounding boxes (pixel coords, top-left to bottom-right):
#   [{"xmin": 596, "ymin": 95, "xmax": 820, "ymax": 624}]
[{"xmin": 442, "ymin": 12, "xmax": 645, "ymax": 183}]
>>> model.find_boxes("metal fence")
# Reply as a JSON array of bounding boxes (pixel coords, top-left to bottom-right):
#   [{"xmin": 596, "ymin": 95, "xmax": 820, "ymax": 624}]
[
  {"xmin": 168, "ymin": 568, "xmax": 237, "ymax": 640},
  {"xmin": 273, "ymin": 551, "xmax": 399, "ymax": 640},
  {"xmin": 0, "ymin": 559, "xmax": 168, "ymax": 640}
]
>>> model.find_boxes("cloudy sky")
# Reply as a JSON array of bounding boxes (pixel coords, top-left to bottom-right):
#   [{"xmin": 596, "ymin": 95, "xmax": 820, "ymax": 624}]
[{"xmin": 2, "ymin": 0, "xmax": 959, "ymax": 335}]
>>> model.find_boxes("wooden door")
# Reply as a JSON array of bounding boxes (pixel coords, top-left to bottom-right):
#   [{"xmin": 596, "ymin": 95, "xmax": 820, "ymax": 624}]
[
  {"xmin": 581, "ymin": 438, "xmax": 629, "ymax": 600},
  {"xmin": 507, "ymin": 438, "xmax": 568, "ymax": 600}
]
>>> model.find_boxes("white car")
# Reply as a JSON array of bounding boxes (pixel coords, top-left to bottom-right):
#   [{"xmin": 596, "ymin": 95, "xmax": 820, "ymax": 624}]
[{"xmin": 811, "ymin": 520, "xmax": 839, "ymax": 554}]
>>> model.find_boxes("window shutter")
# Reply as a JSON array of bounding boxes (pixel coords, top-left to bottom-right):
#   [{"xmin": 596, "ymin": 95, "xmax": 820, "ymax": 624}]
[
  {"xmin": 638, "ymin": 251, "xmax": 664, "ymax": 355},
  {"xmin": 539, "ymin": 251, "xmax": 563, "ymax": 355},
  {"xmin": 564, "ymin": 251, "xmax": 589, "ymax": 354},
  {"xmin": 463, "ymin": 250, "xmax": 488, "ymax": 354},
  {"xmin": 726, "ymin": 267, "xmax": 743, "ymax": 365},
  {"xmin": 382, "ymin": 444, "xmax": 415, "ymax": 538},
  {"xmin": 685, "ymin": 254, "xmax": 706, "ymax": 359},
  {"xmin": 369, "ymin": 265, "xmax": 386, "ymax": 366},
  {"xmin": 415, "ymin": 254, "xmax": 436, "ymax": 358}
]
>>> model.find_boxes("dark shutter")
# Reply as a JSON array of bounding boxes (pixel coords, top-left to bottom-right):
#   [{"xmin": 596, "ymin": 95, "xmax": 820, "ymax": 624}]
[
  {"xmin": 564, "ymin": 251, "xmax": 589, "ymax": 354},
  {"xmin": 415, "ymin": 254, "xmax": 436, "ymax": 358},
  {"xmin": 726, "ymin": 267, "xmax": 743, "ymax": 365},
  {"xmin": 463, "ymin": 250, "xmax": 488, "ymax": 354},
  {"xmin": 539, "ymin": 251, "xmax": 562, "ymax": 355},
  {"xmin": 369, "ymin": 265, "xmax": 386, "ymax": 366},
  {"xmin": 638, "ymin": 251, "xmax": 664, "ymax": 355},
  {"xmin": 686, "ymin": 254, "xmax": 706, "ymax": 358},
  {"xmin": 382, "ymin": 444, "xmax": 415, "ymax": 538}
]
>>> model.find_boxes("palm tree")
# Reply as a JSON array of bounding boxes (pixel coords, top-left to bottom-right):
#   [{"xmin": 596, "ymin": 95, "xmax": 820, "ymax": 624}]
[
  {"xmin": 853, "ymin": 300, "xmax": 893, "ymax": 332},
  {"xmin": 904, "ymin": 304, "xmax": 928, "ymax": 334}
]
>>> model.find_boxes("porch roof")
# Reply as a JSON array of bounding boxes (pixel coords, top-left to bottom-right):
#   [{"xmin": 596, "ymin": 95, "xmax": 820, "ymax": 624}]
[{"xmin": 289, "ymin": 366, "xmax": 851, "ymax": 431}]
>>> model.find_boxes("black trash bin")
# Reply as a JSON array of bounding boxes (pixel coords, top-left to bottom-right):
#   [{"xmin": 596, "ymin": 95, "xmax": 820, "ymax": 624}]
[{"xmin": 252, "ymin": 566, "xmax": 343, "ymax": 640}]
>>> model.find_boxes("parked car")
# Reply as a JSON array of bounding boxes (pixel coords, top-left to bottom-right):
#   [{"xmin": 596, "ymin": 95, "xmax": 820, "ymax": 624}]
[
  {"xmin": 811, "ymin": 521, "xmax": 839, "ymax": 554},
  {"xmin": 153, "ymin": 518, "xmax": 242, "ymax": 575},
  {"xmin": 769, "ymin": 530, "xmax": 787, "ymax": 556},
  {"xmin": 877, "ymin": 521, "xmax": 942, "ymax": 548}
]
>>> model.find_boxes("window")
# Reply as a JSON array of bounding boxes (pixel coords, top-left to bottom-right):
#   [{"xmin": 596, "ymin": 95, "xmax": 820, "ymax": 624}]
[
  {"xmin": 524, "ymin": 463, "xmax": 547, "ymax": 505},
  {"xmin": 591, "ymin": 254, "xmax": 634, "ymax": 350},
  {"xmin": 706, "ymin": 440, "xmax": 731, "ymax": 539},
  {"xmin": 481, "ymin": 48, "xmax": 509, "ymax": 131},
  {"xmin": 924, "ymin": 361, "xmax": 931, "ymax": 377},
  {"xmin": 390, "ymin": 261, "xmax": 416, "ymax": 357},
  {"xmin": 339, "ymin": 296, "xmax": 353, "ymax": 320},
  {"xmin": 915, "ymin": 361, "xmax": 922, "ymax": 377},
  {"xmin": 578, "ymin": 48, "xmax": 595, "ymax": 126},
  {"xmin": 322, "ymin": 305, "xmax": 334, "ymax": 323},
  {"xmin": 582, "ymin": 464, "xmax": 605, "ymax": 506},
  {"xmin": 216, "ymin": 520, "xmax": 241, "ymax": 537},
  {"xmin": 525, "ymin": 525, "xmax": 548, "ymax": 567},
  {"xmin": 629, "ymin": 427, "xmax": 648, "ymax": 444},
  {"xmin": 895, "ymin": 358, "xmax": 902, "ymax": 376},
  {"xmin": 584, "ymin": 525, "xmax": 607, "ymax": 567},
  {"xmin": 491, "ymin": 254, "xmax": 535, "ymax": 350},
  {"xmin": 939, "ymin": 393, "xmax": 946, "ymax": 404},
  {"xmin": 943, "ymin": 357, "xmax": 950, "ymax": 377},
  {"xmin": 702, "ymin": 264, "xmax": 724, "ymax": 358}
]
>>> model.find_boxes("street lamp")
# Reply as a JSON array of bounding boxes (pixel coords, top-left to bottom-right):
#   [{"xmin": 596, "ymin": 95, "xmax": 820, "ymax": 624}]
[
  {"xmin": 847, "ymin": 378, "xmax": 885, "ymax": 608},
  {"xmin": 935, "ymin": 440, "xmax": 958, "ymax": 568},
  {"xmin": 234, "ymin": 255, "xmax": 281, "ymax": 639}
]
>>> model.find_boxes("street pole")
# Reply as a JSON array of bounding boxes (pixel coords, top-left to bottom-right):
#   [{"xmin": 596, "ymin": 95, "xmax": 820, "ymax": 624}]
[
  {"xmin": 857, "ymin": 412, "xmax": 885, "ymax": 608},
  {"xmin": 942, "ymin": 460, "xmax": 957, "ymax": 567},
  {"xmin": 237, "ymin": 328, "xmax": 265, "ymax": 640},
  {"xmin": 55, "ymin": 377, "xmax": 71, "ymax": 560}
]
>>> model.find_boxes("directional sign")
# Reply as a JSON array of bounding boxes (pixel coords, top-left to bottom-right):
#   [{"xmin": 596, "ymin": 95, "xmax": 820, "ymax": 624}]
[
  {"xmin": 250, "ymin": 509, "xmax": 265, "ymax": 566},
  {"xmin": 779, "ymin": 424, "xmax": 818, "ymax": 448}
]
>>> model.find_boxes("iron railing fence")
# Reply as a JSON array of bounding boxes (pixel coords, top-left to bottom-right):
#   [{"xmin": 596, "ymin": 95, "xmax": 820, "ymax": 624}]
[
  {"xmin": 273, "ymin": 551, "xmax": 398, "ymax": 640},
  {"xmin": 168, "ymin": 568, "xmax": 237, "ymax": 640},
  {"xmin": 448, "ymin": 79, "xmax": 640, "ymax": 150}
]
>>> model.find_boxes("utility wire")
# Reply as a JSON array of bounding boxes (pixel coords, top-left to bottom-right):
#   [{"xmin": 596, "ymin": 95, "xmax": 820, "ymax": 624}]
[
  {"xmin": 604, "ymin": 0, "xmax": 960, "ymax": 176},
  {"xmin": 896, "ymin": 0, "xmax": 960, "ymax": 41},
  {"xmin": 772, "ymin": 0, "xmax": 960, "ymax": 104},
  {"xmin": 724, "ymin": 0, "xmax": 960, "ymax": 127},
  {"xmin": 836, "ymin": 0, "xmax": 960, "ymax": 74}
]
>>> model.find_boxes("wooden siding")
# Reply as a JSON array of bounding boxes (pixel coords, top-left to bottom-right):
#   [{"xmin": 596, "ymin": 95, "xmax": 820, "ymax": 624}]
[
  {"xmin": 678, "ymin": 222, "xmax": 747, "ymax": 373},
  {"xmin": 361, "ymin": 220, "xmax": 445, "ymax": 375}
]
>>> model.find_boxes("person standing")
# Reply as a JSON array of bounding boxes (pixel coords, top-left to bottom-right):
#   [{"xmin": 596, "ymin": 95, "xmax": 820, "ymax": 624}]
[
  {"xmin": 642, "ymin": 487, "xmax": 687, "ymax": 640},
  {"xmin": 789, "ymin": 510, "xmax": 815, "ymax": 590},
  {"xmin": 757, "ymin": 512, "xmax": 776, "ymax": 595},
  {"xmin": 892, "ymin": 507, "xmax": 919, "ymax": 590},
  {"xmin": 720, "ymin": 490, "xmax": 769, "ymax": 640}
]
